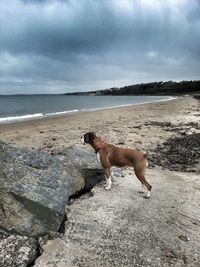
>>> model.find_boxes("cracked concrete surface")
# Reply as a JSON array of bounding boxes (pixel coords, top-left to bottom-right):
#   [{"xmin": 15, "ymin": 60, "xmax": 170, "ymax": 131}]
[{"xmin": 34, "ymin": 168, "xmax": 200, "ymax": 267}]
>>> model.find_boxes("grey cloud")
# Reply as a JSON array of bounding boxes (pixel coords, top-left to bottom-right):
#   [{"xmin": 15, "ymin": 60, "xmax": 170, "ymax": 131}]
[{"xmin": 0, "ymin": 0, "xmax": 200, "ymax": 94}]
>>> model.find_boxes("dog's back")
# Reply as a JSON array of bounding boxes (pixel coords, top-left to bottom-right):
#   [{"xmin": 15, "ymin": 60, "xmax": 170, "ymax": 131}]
[{"xmin": 100, "ymin": 144, "xmax": 147, "ymax": 168}]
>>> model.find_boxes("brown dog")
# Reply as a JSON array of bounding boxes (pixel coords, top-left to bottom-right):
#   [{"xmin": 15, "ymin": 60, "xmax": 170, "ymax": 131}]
[{"xmin": 81, "ymin": 132, "xmax": 152, "ymax": 198}]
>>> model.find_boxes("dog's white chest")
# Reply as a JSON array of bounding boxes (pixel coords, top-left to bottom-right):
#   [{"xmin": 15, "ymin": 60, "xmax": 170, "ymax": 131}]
[{"xmin": 96, "ymin": 152, "xmax": 101, "ymax": 164}]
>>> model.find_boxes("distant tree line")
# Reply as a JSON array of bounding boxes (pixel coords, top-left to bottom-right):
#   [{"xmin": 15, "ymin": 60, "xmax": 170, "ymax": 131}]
[{"xmin": 64, "ymin": 80, "xmax": 200, "ymax": 96}]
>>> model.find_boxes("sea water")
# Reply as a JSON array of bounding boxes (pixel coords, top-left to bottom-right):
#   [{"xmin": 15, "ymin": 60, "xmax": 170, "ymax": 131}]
[{"xmin": 0, "ymin": 95, "xmax": 175, "ymax": 124}]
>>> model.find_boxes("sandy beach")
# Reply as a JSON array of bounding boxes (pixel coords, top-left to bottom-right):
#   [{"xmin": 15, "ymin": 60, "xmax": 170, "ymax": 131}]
[{"xmin": 0, "ymin": 96, "xmax": 199, "ymax": 155}]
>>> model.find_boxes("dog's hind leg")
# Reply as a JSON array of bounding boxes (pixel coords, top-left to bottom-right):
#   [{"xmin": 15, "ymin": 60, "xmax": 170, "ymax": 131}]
[
  {"xmin": 137, "ymin": 176, "xmax": 152, "ymax": 198},
  {"xmin": 138, "ymin": 183, "xmax": 145, "ymax": 194},
  {"xmin": 134, "ymin": 165, "xmax": 152, "ymax": 198}
]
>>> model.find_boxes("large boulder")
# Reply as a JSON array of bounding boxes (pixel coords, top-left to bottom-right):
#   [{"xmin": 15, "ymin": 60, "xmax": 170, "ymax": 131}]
[
  {"xmin": 52, "ymin": 145, "xmax": 104, "ymax": 192},
  {"xmin": 0, "ymin": 142, "xmax": 104, "ymax": 237}
]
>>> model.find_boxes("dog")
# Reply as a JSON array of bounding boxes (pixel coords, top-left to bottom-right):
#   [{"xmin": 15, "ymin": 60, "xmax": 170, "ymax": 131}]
[{"xmin": 81, "ymin": 132, "xmax": 152, "ymax": 198}]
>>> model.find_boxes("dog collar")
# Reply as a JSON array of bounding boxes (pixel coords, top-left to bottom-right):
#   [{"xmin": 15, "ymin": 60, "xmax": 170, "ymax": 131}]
[{"xmin": 95, "ymin": 142, "xmax": 106, "ymax": 154}]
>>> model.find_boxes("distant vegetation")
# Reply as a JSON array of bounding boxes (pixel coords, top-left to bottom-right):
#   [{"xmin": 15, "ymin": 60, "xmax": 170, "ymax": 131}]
[{"xmin": 64, "ymin": 80, "xmax": 200, "ymax": 96}]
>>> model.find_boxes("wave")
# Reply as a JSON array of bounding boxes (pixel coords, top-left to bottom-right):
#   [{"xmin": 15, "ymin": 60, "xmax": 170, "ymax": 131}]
[
  {"xmin": 0, "ymin": 113, "xmax": 44, "ymax": 124},
  {"xmin": 0, "ymin": 110, "xmax": 80, "ymax": 124},
  {"xmin": 0, "ymin": 96, "xmax": 176, "ymax": 124},
  {"xmin": 45, "ymin": 109, "xmax": 79, "ymax": 116}
]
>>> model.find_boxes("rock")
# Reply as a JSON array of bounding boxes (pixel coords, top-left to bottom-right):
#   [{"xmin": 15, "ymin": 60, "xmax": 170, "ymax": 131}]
[
  {"xmin": 117, "ymin": 140, "xmax": 125, "ymax": 145},
  {"xmin": 193, "ymin": 94, "xmax": 200, "ymax": 100},
  {"xmin": 178, "ymin": 235, "xmax": 190, "ymax": 242},
  {"xmin": 52, "ymin": 145, "xmax": 104, "ymax": 192},
  {"xmin": 38, "ymin": 231, "xmax": 62, "ymax": 254},
  {"xmin": 0, "ymin": 141, "xmax": 72, "ymax": 237},
  {"xmin": 0, "ymin": 231, "xmax": 38, "ymax": 267},
  {"xmin": 0, "ymin": 141, "xmax": 104, "ymax": 236}
]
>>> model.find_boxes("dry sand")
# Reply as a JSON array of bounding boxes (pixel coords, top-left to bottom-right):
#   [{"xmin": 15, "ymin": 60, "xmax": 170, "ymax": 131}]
[{"xmin": 0, "ymin": 96, "xmax": 199, "ymax": 154}]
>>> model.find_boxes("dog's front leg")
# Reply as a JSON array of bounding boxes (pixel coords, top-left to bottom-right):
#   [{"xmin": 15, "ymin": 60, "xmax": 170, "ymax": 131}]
[{"xmin": 104, "ymin": 168, "xmax": 112, "ymax": 190}]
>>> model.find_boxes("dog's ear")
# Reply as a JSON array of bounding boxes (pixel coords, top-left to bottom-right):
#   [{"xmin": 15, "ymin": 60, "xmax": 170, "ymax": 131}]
[{"xmin": 84, "ymin": 132, "xmax": 96, "ymax": 143}]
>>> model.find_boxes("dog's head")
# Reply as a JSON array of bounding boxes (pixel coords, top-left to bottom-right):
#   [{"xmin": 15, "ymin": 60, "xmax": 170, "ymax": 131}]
[{"xmin": 81, "ymin": 132, "xmax": 97, "ymax": 145}]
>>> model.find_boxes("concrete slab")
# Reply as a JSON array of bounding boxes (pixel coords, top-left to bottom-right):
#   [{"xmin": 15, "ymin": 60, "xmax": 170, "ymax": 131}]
[{"xmin": 34, "ymin": 168, "xmax": 200, "ymax": 267}]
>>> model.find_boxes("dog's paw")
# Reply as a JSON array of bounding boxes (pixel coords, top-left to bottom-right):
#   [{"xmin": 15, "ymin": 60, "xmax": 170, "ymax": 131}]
[
  {"xmin": 105, "ymin": 186, "xmax": 111, "ymax": 191},
  {"xmin": 143, "ymin": 191, "xmax": 151, "ymax": 199}
]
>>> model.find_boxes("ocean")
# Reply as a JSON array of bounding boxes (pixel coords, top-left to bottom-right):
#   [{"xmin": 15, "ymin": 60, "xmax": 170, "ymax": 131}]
[{"xmin": 0, "ymin": 95, "xmax": 175, "ymax": 124}]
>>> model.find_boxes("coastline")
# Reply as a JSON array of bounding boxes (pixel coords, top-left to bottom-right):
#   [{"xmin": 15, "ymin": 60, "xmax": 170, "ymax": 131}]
[
  {"xmin": 0, "ymin": 96, "xmax": 199, "ymax": 154},
  {"xmin": 0, "ymin": 95, "xmax": 175, "ymax": 125}
]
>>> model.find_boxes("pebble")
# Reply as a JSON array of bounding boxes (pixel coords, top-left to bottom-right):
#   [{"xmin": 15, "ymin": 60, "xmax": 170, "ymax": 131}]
[{"xmin": 178, "ymin": 235, "xmax": 190, "ymax": 242}]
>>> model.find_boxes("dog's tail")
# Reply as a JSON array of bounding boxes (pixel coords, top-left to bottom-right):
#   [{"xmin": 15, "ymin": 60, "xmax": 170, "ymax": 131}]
[{"xmin": 143, "ymin": 152, "xmax": 148, "ymax": 167}]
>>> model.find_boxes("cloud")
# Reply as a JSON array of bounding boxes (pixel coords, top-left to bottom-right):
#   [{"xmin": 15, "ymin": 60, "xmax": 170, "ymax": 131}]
[{"xmin": 0, "ymin": 0, "xmax": 200, "ymax": 94}]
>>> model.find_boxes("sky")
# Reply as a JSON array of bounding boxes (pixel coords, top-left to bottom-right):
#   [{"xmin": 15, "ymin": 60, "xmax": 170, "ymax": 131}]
[{"xmin": 0, "ymin": 0, "xmax": 200, "ymax": 94}]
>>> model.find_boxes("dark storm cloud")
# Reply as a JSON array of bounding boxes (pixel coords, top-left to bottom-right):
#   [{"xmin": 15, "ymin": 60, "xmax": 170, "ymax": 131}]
[{"xmin": 0, "ymin": 0, "xmax": 200, "ymax": 94}]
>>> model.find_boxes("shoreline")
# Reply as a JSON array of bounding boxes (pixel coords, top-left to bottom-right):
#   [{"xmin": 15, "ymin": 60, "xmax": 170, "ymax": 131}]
[
  {"xmin": 0, "ymin": 96, "xmax": 199, "ymax": 155},
  {"xmin": 0, "ymin": 95, "xmax": 176, "ymax": 126},
  {"xmin": 0, "ymin": 96, "xmax": 178, "ymax": 132}
]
